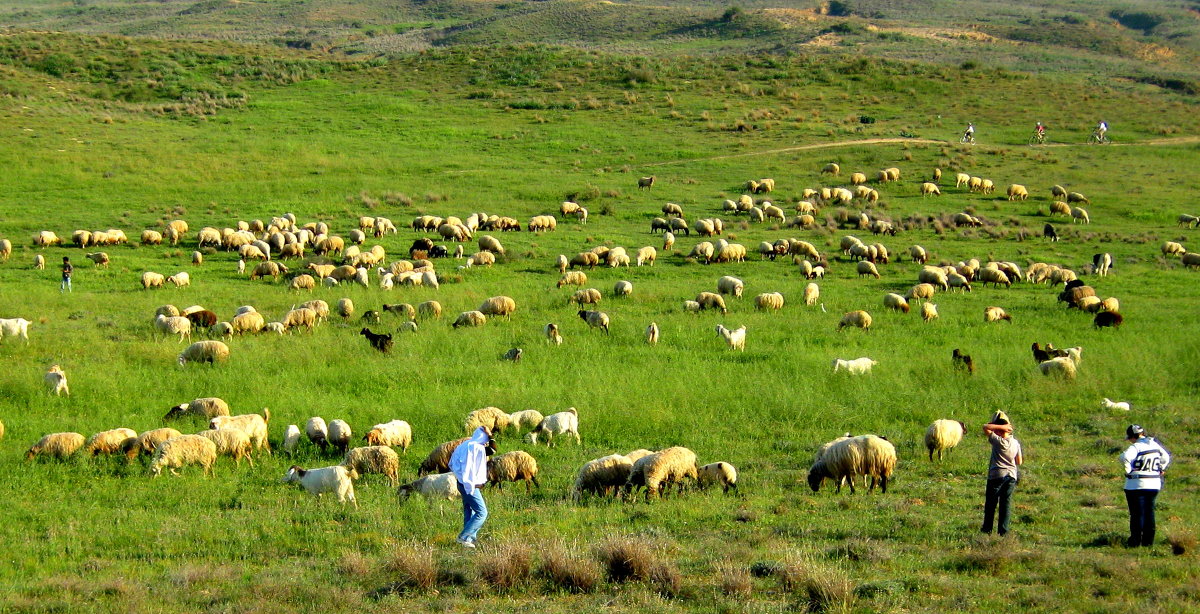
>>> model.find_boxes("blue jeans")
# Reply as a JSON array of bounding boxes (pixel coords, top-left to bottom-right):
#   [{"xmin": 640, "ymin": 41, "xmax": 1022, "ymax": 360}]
[
  {"xmin": 457, "ymin": 482, "xmax": 488, "ymax": 543},
  {"xmin": 1125, "ymin": 489, "xmax": 1159, "ymax": 547},
  {"xmin": 61, "ymin": 277, "xmax": 72, "ymax": 292},
  {"xmin": 982, "ymin": 476, "xmax": 1017, "ymax": 536}
]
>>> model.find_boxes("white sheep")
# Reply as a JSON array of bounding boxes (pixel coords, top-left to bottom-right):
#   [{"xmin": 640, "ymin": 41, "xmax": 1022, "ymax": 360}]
[
  {"xmin": 397, "ymin": 472, "xmax": 459, "ymax": 501},
  {"xmin": 153, "ymin": 314, "xmax": 193, "ymax": 343},
  {"xmin": 507, "ymin": 410, "xmax": 544, "ymax": 435},
  {"xmin": 921, "ymin": 302, "xmax": 939, "ymax": 322},
  {"xmin": 1102, "ymin": 398, "xmax": 1131, "ymax": 411},
  {"xmin": 306, "ymin": 417, "xmax": 329, "ymax": 450},
  {"xmin": 572, "ymin": 454, "xmax": 634, "ymax": 500},
  {"xmin": 544, "ymin": 323, "xmax": 563, "ymax": 345},
  {"xmin": 149, "ymin": 434, "xmax": 217, "ymax": 477},
  {"xmin": 697, "ymin": 462, "xmax": 738, "ymax": 493},
  {"xmin": 363, "ymin": 420, "xmax": 412, "ymax": 451},
  {"xmin": 613, "ymin": 280, "xmax": 633, "ymax": 297},
  {"xmin": 715, "ymin": 324, "xmax": 747, "ymax": 351},
  {"xmin": 178, "ymin": 340, "xmax": 229, "ymax": 366},
  {"xmin": 343, "ymin": 446, "xmax": 400, "ymax": 486},
  {"xmin": 803, "ymin": 283, "xmax": 820, "ymax": 306},
  {"xmin": 327, "ymin": 419, "xmax": 352, "ymax": 454},
  {"xmin": 807, "ymin": 435, "xmax": 896, "ymax": 494},
  {"xmin": 44, "ymin": 365, "xmax": 69, "ymax": 396},
  {"xmin": 282, "ymin": 465, "xmax": 358, "ymax": 508},
  {"xmin": 925, "ymin": 419, "xmax": 965, "ymax": 461},
  {"xmin": 283, "ymin": 425, "xmax": 303, "ymax": 455},
  {"xmin": 645, "ymin": 322, "xmax": 660, "ymax": 345},
  {"xmin": 0, "ymin": 317, "xmax": 31, "ymax": 344},
  {"xmin": 1038, "ymin": 356, "xmax": 1078, "ymax": 380},
  {"xmin": 837, "ymin": 311, "xmax": 872, "ymax": 332},
  {"xmin": 528, "ymin": 408, "xmax": 580, "ymax": 446},
  {"xmin": 209, "ymin": 408, "xmax": 271, "ymax": 453},
  {"xmin": 755, "ymin": 292, "xmax": 784, "ymax": 312},
  {"xmin": 832, "ymin": 357, "xmax": 876, "ymax": 375},
  {"xmin": 167, "ymin": 272, "xmax": 191, "ymax": 287}
]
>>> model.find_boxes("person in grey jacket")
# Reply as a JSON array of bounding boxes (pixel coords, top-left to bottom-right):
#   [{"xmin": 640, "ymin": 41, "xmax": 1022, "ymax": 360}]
[
  {"xmin": 1121, "ymin": 425, "xmax": 1171, "ymax": 548},
  {"xmin": 981, "ymin": 411, "xmax": 1022, "ymax": 536}
]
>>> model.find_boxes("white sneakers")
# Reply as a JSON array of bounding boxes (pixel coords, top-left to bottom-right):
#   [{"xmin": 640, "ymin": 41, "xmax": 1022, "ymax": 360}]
[{"xmin": 457, "ymin": 538, "xmax": 476, "ymax": 549}]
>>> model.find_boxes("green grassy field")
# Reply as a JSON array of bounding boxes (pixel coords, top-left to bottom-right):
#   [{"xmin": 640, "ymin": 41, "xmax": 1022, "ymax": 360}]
[{"xmin": 1, "ymin": 34, "xmax": 1199, "ymax": 613}]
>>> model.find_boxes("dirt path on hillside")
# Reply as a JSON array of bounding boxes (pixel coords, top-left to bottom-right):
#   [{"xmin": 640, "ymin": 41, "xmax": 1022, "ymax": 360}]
[{"xmin": 640, "ymin": 135, "xmax": 1200, "ymax": 167}]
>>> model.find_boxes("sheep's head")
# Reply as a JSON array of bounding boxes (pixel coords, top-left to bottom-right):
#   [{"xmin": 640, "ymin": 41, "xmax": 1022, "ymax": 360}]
[
  {"xmin": 282, "ymin": 466, "xmax": 305, "ymax": 483},
  {"xmin": 806, "ymin": 466, "xmax": 826, "ymax": 492},
  {"xmin": 164, "ymin": 404, "xmax": 188, "ymax": 420}
]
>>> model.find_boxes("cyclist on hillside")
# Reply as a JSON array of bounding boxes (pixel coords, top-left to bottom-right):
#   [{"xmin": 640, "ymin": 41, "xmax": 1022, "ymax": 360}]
[
  {"xmin": 1030, "ymin": 121, "xmax": 1047, "ymax": 145},
  {"xmin": 1094, "ymin": 120, "xmax": 1109, "ymax": 143},
  {"xmin": 961, "ymin": 122, "xmax": 975, "ymax": 144}
]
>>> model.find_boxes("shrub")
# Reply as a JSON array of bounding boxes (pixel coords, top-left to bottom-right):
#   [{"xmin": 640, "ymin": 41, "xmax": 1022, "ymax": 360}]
[
  {"xmin": 381, "ymin": 543, "xmax": 437, "ymax": 592},
  {"xmin": 476, "ymin": 542, "xmax": 532, "ymax": 592},
  {"xmin": 718, "ymin": 564, "xmax": 752, "ymax": 597},
  {"xmin": 595, "ymin": 536, "xmax": 654, "ymax": 583},
  {"xmin": 539, "ymin": 543, "xmax": 600, "ymax": 593},
  {"xmin": 776, "ymin": 555, "xmax": 856, "ymax": 612}
]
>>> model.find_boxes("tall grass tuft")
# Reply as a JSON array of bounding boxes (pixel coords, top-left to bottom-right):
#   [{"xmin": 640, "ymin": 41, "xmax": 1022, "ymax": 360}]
[
  {"xmin": 381, "ymin": 542, "xmax": 438, "ymax": 592},
  {"xmin": 476, "ymin": 541, "xmax": 533, "ymax": 591},
  {"xmin": 776, "ymin": 555, "xmax": 856, "ymax": 613},
  {"xmin": 539, "ymin": 542, "xmax": 601, "ymax": 593}
]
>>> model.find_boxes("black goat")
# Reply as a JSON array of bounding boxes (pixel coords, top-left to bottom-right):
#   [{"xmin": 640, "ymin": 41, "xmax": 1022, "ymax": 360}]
[{"xmin": 360, "ymin": 328, "xmax": 393, "ymax": 352}]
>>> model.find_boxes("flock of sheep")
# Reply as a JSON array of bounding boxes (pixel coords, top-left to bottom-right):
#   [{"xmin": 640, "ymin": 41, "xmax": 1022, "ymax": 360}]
[{"xmin": 3, "ymin": 158, "xmax": 1191, "ymax": 516}]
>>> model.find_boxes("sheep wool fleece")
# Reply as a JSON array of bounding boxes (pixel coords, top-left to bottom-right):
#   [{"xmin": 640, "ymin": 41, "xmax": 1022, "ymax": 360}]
[{"xmin": 451, "ymin": 427, "xmax": 491, "ymax": 544}]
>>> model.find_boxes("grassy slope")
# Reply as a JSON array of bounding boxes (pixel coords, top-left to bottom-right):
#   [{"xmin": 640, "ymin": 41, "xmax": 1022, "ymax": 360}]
[{"xmin": 1, "ymin": 37, "xmax": 1199, "ymax": 612}]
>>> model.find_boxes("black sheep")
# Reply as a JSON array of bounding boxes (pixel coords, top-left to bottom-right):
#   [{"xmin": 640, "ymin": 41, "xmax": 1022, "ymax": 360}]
[
  {"xmin": 952, "ymin": 349, "xmax": 975, "ymax": 374},
  {"xmin": 360, "ymin": 328, "xmax": 393, "ymax": 352},
  {"xmin": 408, "ymin": 238, "xmax": 434, "ymax": 257},
  {"xmin": 1043, "ymin": 223, "xmax": 1059, "ymax": 242},
  {"xmin": 1094, "ymin": 311, "xmax": 1124, "ymax": 329}
]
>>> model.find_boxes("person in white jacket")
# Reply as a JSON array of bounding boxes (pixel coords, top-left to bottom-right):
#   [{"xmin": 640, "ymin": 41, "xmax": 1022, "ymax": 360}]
[
  {"xmin": 450, "ymin": 426, "xmax": 495, "ymax": 548},
  {"xmin": 1120, "ymin": 425, "xmax": 1171, "ymax": 548}
]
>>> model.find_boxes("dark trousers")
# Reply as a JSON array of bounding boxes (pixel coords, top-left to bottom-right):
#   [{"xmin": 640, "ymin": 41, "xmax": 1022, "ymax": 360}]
[
  {"xmin": 982, "ymin": 476, "xmax": 1017, "ymax": 536},
  {"xmin": 1124, "ymin": 489, "xmax": 1159, "ymax": 547}
]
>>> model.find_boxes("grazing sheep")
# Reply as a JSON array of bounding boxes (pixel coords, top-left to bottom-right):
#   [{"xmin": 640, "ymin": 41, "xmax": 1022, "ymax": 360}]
[
  {"xmin": 479, "ymin": 296, "xmax": 517, "ymax": 317},
  {"xmin": 419, "ymin": 437, "xmax": 470, "ymax": 476},
  {"xmin": 921, "ymin": 302, "xmax": 939, "ymax": 322},
  {"xmin": 1162, "ymin": 241, "xmax": 1186, "ymax": 256},
  {"xmin": 184, "ymin": 309, "xmax": 218, "ymax": 329},
  {"xmin": 1007, "ymin": 184, "xmax": 1029, "ymax": 200},
  {"xmin": 856, "ymin": 261, "xmax": 880, "ymax": 279},
  {"xmin": 822, "ymin": 163, "xmax": 840, "ymax": 176},
  {"xmin": 209, "ymin": 322, "xmax": 234, "ymax": 339},
  {"xmin": 952, "ymin": 348, "xmax": 975, "ymax": 374},
  {"xmin": 638, "ymin": 176, "xmax": 655, "ymax": 190},
  {"xmin": 978, "ymin": 268, "xmax": 1011, "ymax": 288},
  {"xmin": 925, "ymin": 420, "xmax": 966, "ymax": 461},
  {"xmin": 921, "ymin": 182, "xmax": 941, "ymax": 197},
  {"xmin": 502, "ymin": 347, "xmax": 523, "ymax": 363},
  {"xmin": 466, "ymin": 407, "xmax": 511, "ymax": 434},
  {"xmin": 506, "ymin": 410, "xmax": 544, "ymax": 436},
  {"xmin": 803, "ymin": 282, "xmax": 820, "ymax": 306},
  {"xmin": 191, "ymin": 251, "xmax": 203, "ymax": 265},
  {"xmin": 613, "ymin": 280, "xmax": 633, "ymax": 297},
  {"xmin": 715, "ymin": 324, "xmax": 747, "ymax": 351},
  {"xmin": 487, "ymin": 450, "xmax": 540, "ymax": 493},
  {"xmin": 165, "ymin": 397, "xmax": 230, "ymax": 421},
  {"xmin": 122, "ymin": 428, "xmax": 183, "ymax": 461},
  {"xmin": 306, "ymin": 417, "xmax": 329, "ymax": 451},
  {"xmin": 282, "ymin": 307, "xmax": 317, "ymax": 331},
  {"xmin": 149, "ymin": 434, "xmax": 218, "ymax": 477},
  {"xmin": 1183, "ymin": 252, "xmax": 1200, "ymax": 269},
  {"xmin": 1102, "ymin": 398, "xmax": 1131, "ymax": 411},
  {"xmin": 577, "ymin": 310, "xmax": 610, "ymax": 334},
  {"xmin": 638, "ymin": 322, "xmax": 659, "ymax": 347},
  {"xmin": 85, "ymin": 252, "xmax": 110, "ymax": 268},
  {"xmin": 397, "ymin": 473, "xmax": 459, "ymax": 501},
  {"xmin": 282, "ymin": 465, "xmax": 358, "ymax": 508},
  {"xmin": 363, "ymin": 420, "xmax": 412, "ymax": 451},
  {"xmin": 909, "ymin": 246, "xmax": 928, "ymax": 266},
  {"xmin": 166, "ymin": 271, "xmax": 190, "ymax": 287},
  {"xmin": 359, "ymin": 328, "xmax": 392, "ymax": 352},
  {"xmin": 452, "ymin": 310, "xmax": 487, "ymax": 329},
  {"xmin": 197, "ymin": 428, "xmax": 255, "ymax": 466},
  {"xmin": 883, "ymin": 293, "xmax": 910, "ymax": 313},
  {"xmin": 528, "ymin": 408, "xmax": 580, "ymax": 446},
  {"xmin": 282, "ymin": 425, "xmax": 302, "ymax": 455},
  {"xmin": 683, "ymin": 300, "xmax": 702, "ymax": 313},
  {"xmin": 153, "ymin": 314, "xmax": 193, "ymax": 343},
  {"xmin": 44, "ymin": 365, "xmax": 69, "ymax": 396},
  {"xmin": 807, "ymin": 435, "xmax": 896, "ymax": 494},
  {"xmin": 1043, "ymin": 223, "xmax": 1060, "ymax": 242},
  {"xmin": 83, "ymin": 428, "xmax": 138, "ymax": 456},
  {"xmin": 1038, "ymin": 356, "xmax": 1078, "ymax": 380},
  {"xmin": 327, "ymin": 419, "xmax": 352, "ymax": 454},
  {"xmin": 697, "ymin": 462, "xmax": 738, "ymax": 494},
  {"xmin": 417, "ymin": 301, "xmax": 442, "ymax": 319},
  {"xmin": 558, "ymin": 271, "xmax": 588, "ymax": 288},
  {"xmin": 626, "ymin": 446, "xmax": 698, "ymax": 500},
  {"xmin": 984, "ymin": 306, "xmax": 1012, "ymax": 323},
  {"xmin": 695, "ymin": 292, "xmax": 728, "ymax": 314},
  {"xmin": 716, "ymin": 276, "xmax": 744, "ymax": 298},
  {"xmin": 26, "ymin": 432, "xmax": 86, "ymax": 460},
  {"xmin": 343, "ymin": 446, "xmax": 401, "ymax": 486},
  {"xmin": 1050, "ymin": 201, "xmax": 1071, "ymax": 217},
  {"xmin": 1067, "ymin": 191, "xmax": 1090, "ymax": 204},
  {"xmin": 544, "ymin": 323, "xmax": 563, "ymax": 345},
  {"xmin": 0, "ymin": 238, "xmax": 9, "ymax": 261},
  {"xmin": 209, "ymin": 408, "xmax": 270, "ymax": 453},
  {"xmin": 1071, "ymin": 207, "xmax": 1090, "ymax": 224},
  {"xmin": 838, "ymin": 310, "xmax": 872, "ymax": 332},
  {"xmin": 755, "ymin": 292, "xmax": 784, "ymax": 312},
  {"xmin": 1094, "ymin": 311, "xmax": 1124, "ymax": 329},
  {"xmin": 832, "ymin": 357, "xmax": 877, "ymax": 375},
  {"xmin": 0, "ymin": 317, "xmax": 32, "ymax": 344},
  {"xmin": 141, "ymin": 271, "xmax": 166, "ymax": 289},
  {"xmin": 572, "ymin": 454, "xmax": 634, "ymax": 500}
]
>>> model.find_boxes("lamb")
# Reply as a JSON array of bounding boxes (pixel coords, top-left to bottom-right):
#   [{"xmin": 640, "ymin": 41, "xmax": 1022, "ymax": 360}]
[
  {"xmin": 306, "ymin": 417, "xmax": 329, "ymax": 451},
  {"xmin": 141, "ymin": 271, "xmax": 166, "ymax": 289},
  {"xmin": 577, "ymin": 310, "xmax": 610, "ymax": 334},
  {"xmin": 149, "ymin": 434, "xmax": 218, "ymax": 477},
  {"xmin": 695, "ymin": 292, "xmax": 728, "ymax": 314},
  {"xmin": 26, "ymin": 432, "xmax": 86, "ymax": 460},
  {"xmin": 343, "ymin": 446, "xmax": 401, "ymax": 486},
  {"xmin": 1038, "ymin": 356, "xmax": 1078, "ymax": 379},
  {"xmin": 952, "ymin": 349, "xmax": 975, "ymax": 374},
  {"xmin": 1094, "ymin": 311, "xmax": 1124, "ymax": 329},
  {"xmin": 166, "ymin": 271, "xmax": 190, "ymax": 287},
  {"xmin": 883, "ymin": 293, "xmax": 910, "ymax": 313},
  {"xmin": 360, "ymin": 328, "xmax": 393, "ymax": 352},
  {"xmin": 528, "ymin": 408, "xmax": 580, "ymax": 446},
  {"xmin": 397, "ymin": 473, "xmax": 459, "ymax": 501},
  {"xmin": 465, "ymin": 407, "xmax": 511, "ymax": 434},
  {"xmin": 452, "ymin": 310, "xmax": 487, "ymax": 329},
  {"xmin": 0, "ymin": 317, "xmax": 31, "ymax": 344},
  {"xmin": 282, "ymin": 465, "xmax": 358, "ymax": 508},
  {"xmin": 209, "ymin": 408, "xmax": 270, "ymax": 453},
  {"xmin": 715, "ymin": 324, "xmax": 747, "ymax": 351},
  {"xmin": 1178, "ymin": 214, "xmax": 1200, "ymax": 228},
  {"xmin": 323, "ymin": 419, "xmax": 352, "ymax": 454},
  {"xmin": 505, "ymin": 410, "xmax": 544, "ymax": 436},
  {"xmin": 922, "ymin": 302, "xmax": 939, "ymax": 322},
  {"xmin": 832, "ymin": 357, "xmax": 876, "ymax": 375},
  {"xmin": 210, "ymin": 322, "xmax": 234, "ymax": 339},
  {"xmin": 572, "ymin": 454, "xmax": 634, "ymax": 500},
  {"xmin": 697, "ymin": 462, "xmax": 738, "ymax": 494},
  {"xmin": 487, "ymin": 450, "xmax": 540, "ymax": 493},
  {"xmin": 479, "ymin": 296, "xmax": 517, "ymax": 317},
  {"xmin": 803, "ymin": 282, "xmax": 820, "ymax": 306},
  {"xmin": 83, "ymin": 428, "xmax": 139, "ymax": 456},
  {"xmin": 984, "ymin": 306, "xmax": 1012, "ymax": 323},
  {"xmin": 1044, "ymin": 223, "xmax": 1059, "ymax": 242},
  {"xmin": 1102, "ymin": 398, "xmax": 1131, "ymax": 411},
  {"xmin": 807, "ymin": 435, "xmax": 896, "ymax": 494},
  {"xmin": 418, "ymin": 437, "xmax": 469, "ymax": 476},
  {"xmin": 44, "ymin": 365, "xmax": 69, "ymax": 396},
  {"xmin": 364, "ymin": 420, "xmax": 412, "ymax": 451},
  {"xmin": 925, "ymin": 420, "xmax": 966, "ymax": 461},
  {"xmin": 1071, "ymin": 207, "xmax": 1090, "ymax": 224},
  {"xmin": 837, "ymin": 310, "xmax": 872, "ymax": 332},
  {"xmin": 197, "ymin": 428, "xmax": 255, "ymax": 466},
  {"xmin": 716, "ymin": 276, "xmax": 744, "ymax": 298},
  {"xmin": 626, "ymin": 446, "xmax": 698, "ymax": 500},
  {"xmin": 122, "ymin": 428, "xmax": 182, "ymax": 461},
  {"xmin": 282, "ymin": 425, "xmax": 302, "ymax": 455}
]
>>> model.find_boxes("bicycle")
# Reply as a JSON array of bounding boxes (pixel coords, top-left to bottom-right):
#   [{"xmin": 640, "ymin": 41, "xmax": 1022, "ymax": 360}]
[
  {"xmin": 959, "ymin": 134, "xmax": 975, "ymax": 144},
  {"xmin": 1087, "ymin": 131, "xmax": 1110, "ymax": 144},
  {"xmin": 1028, "ymin": 132, "xmax": 1046, "ymax": 146}
]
